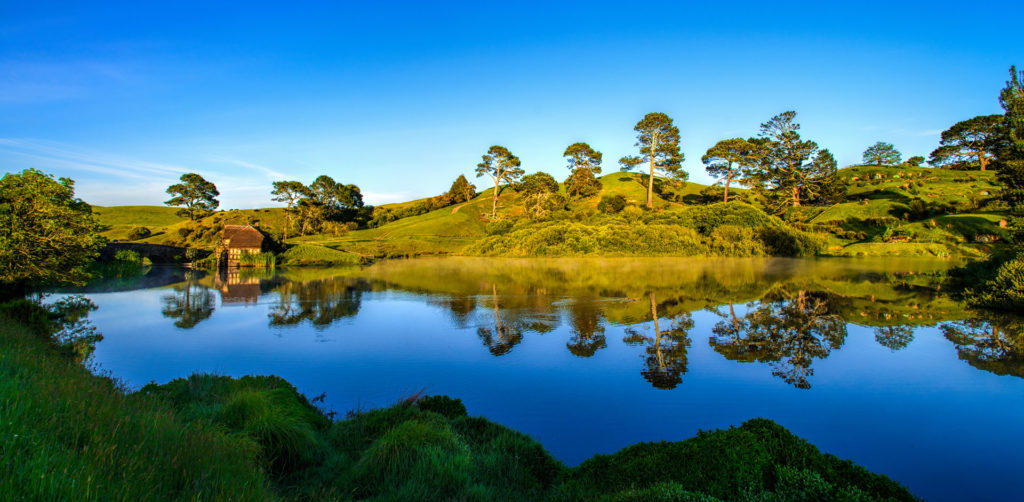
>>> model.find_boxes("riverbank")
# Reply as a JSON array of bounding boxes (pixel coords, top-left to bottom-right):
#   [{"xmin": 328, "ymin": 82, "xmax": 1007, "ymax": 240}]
[{"xmin": 1, "ymin": 309, "xmax": 918, "ymax": 501}]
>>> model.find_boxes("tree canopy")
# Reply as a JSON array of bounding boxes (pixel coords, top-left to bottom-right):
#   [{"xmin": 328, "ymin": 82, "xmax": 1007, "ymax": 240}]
[
  {"xmin": 448, "ymin": 175, "xmax": 477, "ymax": 204},
  {"xmin": 904, "ymin": 155, "xmax": 925, "ymax": 167},
  {"xmin": 929, "ymin": 114, "xmax": 1007, "ymax": 171},
  {"xmin": 165, "ymin": 173, "xmax": 219, "ymax": 221},
  {"xmin": 997, "ymin": 66, "xmax": 1024, "ymax": 216},
  {"xmin": 271, "ymin": 180, "xmax": 310, "ymax": 240},
  {"xmin": 621, "ymin": 113, "xmax": 685, "ymax": 208},
  {"xmin": 563, "ymin": 142, "xmax": 603, "ymax": 175},
  {"xmin": 519, "ymin": 172, "xmax": 565, "ymax": 219},
  {"xmin": 748, "ymin": 111, "xmax": 839, "ymax": 210},
  {"xmin": 0, "ymin": 169, "xmax": 105, "ymax": 296},
  {"xmin": 476, "ymin": 145, "xmax": 524, "ymax": 219},
  {"xmin": 862, "ymin": 142, "xmax": 902, "ymax": 166},
  {"xmin": 702, "ymin": 138, "xmax": 758, "ymax": 203}
]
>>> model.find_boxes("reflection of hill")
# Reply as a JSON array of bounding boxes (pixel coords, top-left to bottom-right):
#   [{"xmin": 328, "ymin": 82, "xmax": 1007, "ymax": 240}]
[{"xmin": 319, "ymin": 257, "xmax": 966, "ymax": 328}]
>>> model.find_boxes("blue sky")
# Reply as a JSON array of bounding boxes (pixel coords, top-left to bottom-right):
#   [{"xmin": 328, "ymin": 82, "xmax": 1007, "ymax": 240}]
[{"xmin": 1, "ymin": 1, "xmax": 1020, "ymax": 208}]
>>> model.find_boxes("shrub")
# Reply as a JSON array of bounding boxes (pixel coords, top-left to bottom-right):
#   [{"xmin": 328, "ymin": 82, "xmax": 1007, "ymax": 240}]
[
  {"xmin": 126, "ymin": 226, "xmax": 151, "ymax": 240},
  {"xmin": 485, "ymin": 219, "xmax": 516, "ymax": 236},
  {"xmin": 755, "ymin": 226, "xmax": 821, "ymax": 257},
  {"xmin": 964, "ymin": 257, "xmax": 1024, "ymax": 311},
  {"xmin": 709, "ymin": 225, "xmax": 767, "ymax": 257},
  {"xmin": 598, "ymin": 195, "xmax": 627, "ymax": 214},
  {"xmin": 416, "ymin": 395, "xmax": 468, "ymax": 419}
]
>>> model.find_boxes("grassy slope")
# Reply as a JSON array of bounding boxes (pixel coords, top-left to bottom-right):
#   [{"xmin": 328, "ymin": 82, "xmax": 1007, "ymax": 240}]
[
  {"xmin": 0, "ymin": 317, "xmax": 271, "ymax": 501},
  {"xmin": 92, "ymin": 166, "xmax": 1007, "ymax": 259},
  {"xmin": 813, "ymin": 165, "xmax": 1005, "ymax": 257}
]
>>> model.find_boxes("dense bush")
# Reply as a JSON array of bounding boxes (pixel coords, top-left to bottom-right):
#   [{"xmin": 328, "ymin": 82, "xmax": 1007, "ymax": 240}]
[
  {"xmin": 962, "ymin": 256, "xmax": 1024, "ymax": 311},
  {"xmin": 598, "ymin": 195, "xmax": 628, "ymax": 214},
  {"xmin": 467, "ymin": 221, "xmax": 708, "ymax": 256},
  {"xmin": 755, "ymin": 226, "xmax": 822, "ymax": 257},
  {"xmin": 557, "ymin": 418, "xmax": 915, "ymax": 502},
  {"xmin": 709, "ymin": 225, "xmax": 767, "ymax": 257},
  {"xmin": 126, "ymin": 226, "xmax": 151, "ymax": 240},
  {"xmin": 648, "ymin": 203, "xmax": 777, "ymax": 235}
]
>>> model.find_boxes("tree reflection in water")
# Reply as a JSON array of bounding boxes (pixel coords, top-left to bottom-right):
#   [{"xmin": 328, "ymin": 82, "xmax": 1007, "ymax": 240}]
[
  {"xmin": 565, "ymin": 300, "xmax": 607, "ymax": 358},
  {"xmin": 161, "ymin": 271, "xmax": 216, "ymax": 329},
  {"xmin": 941, "ymin": 317, "xmax": 1024, "ymax": 378},
  {"xmin": 268, "ymin": 277, "xmax": 368, "ymax": 329},
  {"xmin": 873, "ymin": 325, "xmax": 915, "ymax": 351},
  {"xmin": 477, "ymin": 284, "xmax": 524, "ymax": 356},
  {"xmin": 709, "ymin": 291, "xmax": 846, "ymax": 389},
  {"xmin": 623, "ymin": 293, "xmax": 693, "ymax": 389}
]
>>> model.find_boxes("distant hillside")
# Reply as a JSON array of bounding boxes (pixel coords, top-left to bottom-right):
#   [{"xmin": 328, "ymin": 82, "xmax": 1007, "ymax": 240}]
[{"xmin": 90, "ymin": 166, "xmax": 1009, "ymax": 260}]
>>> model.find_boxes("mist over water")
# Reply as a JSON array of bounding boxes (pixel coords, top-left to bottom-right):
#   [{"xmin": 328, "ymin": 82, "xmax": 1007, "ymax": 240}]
[{"xmin": 69, "ymin": 258, "xmax": 1024, "ymax": 502}]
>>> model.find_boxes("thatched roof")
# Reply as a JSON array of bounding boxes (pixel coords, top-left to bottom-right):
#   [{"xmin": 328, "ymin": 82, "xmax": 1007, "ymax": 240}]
[{"xmin": 222, "ymin": 225, "xmax": 265, "ymax": 249}]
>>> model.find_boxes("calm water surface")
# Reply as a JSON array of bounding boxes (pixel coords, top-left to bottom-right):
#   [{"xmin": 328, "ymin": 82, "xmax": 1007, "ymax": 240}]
[{"xmin": 71, "ymin": 257, "xmax": 1023, "ymax": 502}]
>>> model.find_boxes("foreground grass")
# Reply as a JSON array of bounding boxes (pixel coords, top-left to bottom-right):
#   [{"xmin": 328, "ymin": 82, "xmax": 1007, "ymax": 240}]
[{"xmin": 0, "ymin": 319, "xmax": 270, "ymax": 501}]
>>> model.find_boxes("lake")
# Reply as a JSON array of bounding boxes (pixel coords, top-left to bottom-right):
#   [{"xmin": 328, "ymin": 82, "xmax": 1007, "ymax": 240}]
[{"xmin": 70, "ymin": 257, "xmax": 1023, "ymax": 502}]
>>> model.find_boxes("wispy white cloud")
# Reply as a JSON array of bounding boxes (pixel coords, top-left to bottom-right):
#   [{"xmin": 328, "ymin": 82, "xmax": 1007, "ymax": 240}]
[
  {"xmin": 0, "ymin": 138, "xmax": 189, "ymax": 179},
  {"xmin": 207, "ymin": 156, "xmax": 287, "ymax": 179}
]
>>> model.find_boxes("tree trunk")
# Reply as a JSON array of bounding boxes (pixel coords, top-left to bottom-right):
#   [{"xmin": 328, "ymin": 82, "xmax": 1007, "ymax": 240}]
[
  {"xmin": 647, "ymin": 156, "xmax": 655, "ymax": 208},
  {"xmin": 724, "ymin": 173, "xmax": 732, "ymax": 203},
  {"xmin": 491, "ymin": 178, "xmax": 499, "ymax": 219},
  {"xmin": 979, "ymin": 153, "xmax": 987, "ymax": 171},
  {"xmin": 792, "ymin": 185, "xmax": 801, "ymax": 207}
]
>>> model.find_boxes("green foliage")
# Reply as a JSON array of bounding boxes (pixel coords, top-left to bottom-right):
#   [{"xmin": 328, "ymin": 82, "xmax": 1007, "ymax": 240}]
[
  {"xmin": 271, "ymin": 180, "xmax": 310, "ymax": 239},
  {"xmin": 467, "ymin": 221, "xmax": 708, "ymax": 256},
  {"xmin": 749, "ymin": 111, "xmax": 839, "ymax": 210},
  {"xmin": 929, "ymin": 114, "xmax": 1007, "ymax": 171},
  {"xmin": 449, "ymin": 174, "xmax": 477, "ymax": 203},
  {"xmin": 477, "ymin": 145, "xmax": 525, "ymax": 219},
  {"xmin": 862, "ymin": 141, "xmax": 902, "ymax": 166},
  {"xmin": 756, "ymin": 226, "xmax": 822, "ymax": 257},
  {"xmin": 485, "ymin": 218, "xmax": 516, "ymax": 236},
  {"xmin": 278, "ymin": 243, "xmax": 364, "ymax": 266},
  {"xmin": 566, "ymin": 167, "xmax": 604, "ymax": 199},
  {"xmin": 599, "ymin": 194, "xmax": 628, "ymax": 213},
  {"xmin": 0, "ymin": 169, "xmax": 106, "ymax": 296},
  {"xmin": 558, "ymin": 418, "xmax": 914, "ymax": 502},
  {"xmin": 709, "ymin": 225, "xmax": 768, "ymax": 257},
  {"xmin": 624, "ymin": 112, "xmax": 686, "ymax": 208},
  {"xmin": 648, "ymin": 203, "xmax": 777, "ymax": 235},
  {"xmin": 0, "ymin": 319, "xmax": 271, "ymax": 501},
  {"xmin": 904, "ymin": 155, "xmax": 925, "ymax": 167},
  {"xmin": 98, "ymin": 249, "xmax": 150, "ymax": 278},
  {"xmin": 702, "ymin": 138, "xmax": 759, "ymax": 203},
  {"xmin": 126, "ymin": 226, "xmax": 151, "ymax": 240},
  {"xmin": 962, "ymin": 256, "xmax": 1024, "ymax": 311},
  {"xmin": 564, "ymin": 142, "xmax": 604, "ymax": 175},
  {"xmin": 416, "ymin": 395, "xmax": 469, "ymax": 419},
  {"xmin": 165, "ymin": 172, "xmax": 220, "ymax": 221},
  {"xmin": 520, "ymin": 171, "xmax": 560, "ymax": 195},
  {"xmin": 141, "ymin": 374, "xmax": 330, "ymax": 475},
  {"xmin": 997, "ymin": 66, "xmax": 1024, "ymax": 218},
  {"xmin": 238, "ymin": 250, "xmax": 277, "ymax": 269}
]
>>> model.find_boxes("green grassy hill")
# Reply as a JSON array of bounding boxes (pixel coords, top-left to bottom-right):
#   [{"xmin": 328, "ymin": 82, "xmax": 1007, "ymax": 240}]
[{"xmin": 89, "ymin": 166, "xmax": 1009, "ymax": 260}]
